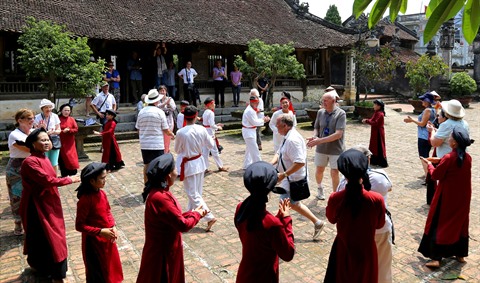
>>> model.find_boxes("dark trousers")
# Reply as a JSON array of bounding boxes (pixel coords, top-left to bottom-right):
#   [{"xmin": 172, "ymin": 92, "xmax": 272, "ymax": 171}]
[
  {"xmin": 214, "ymin": 80, "xmax": 225, "ymax": 107},
  {"xmin": 183, "ymin": 84, "xmax": 197, "ymax": 106},
  {"xmin": 130, "ymin": 79, "xmax": 142, "ymax": 102},
  {"xmin": 232, "ymin": 85, "xmax": 241, "ymax": 106}
]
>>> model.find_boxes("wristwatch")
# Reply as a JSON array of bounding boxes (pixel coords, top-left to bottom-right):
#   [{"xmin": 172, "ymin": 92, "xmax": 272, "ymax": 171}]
[{"xmin": 283, "ymin": 172, "xmax": 289, "ymax": 178}]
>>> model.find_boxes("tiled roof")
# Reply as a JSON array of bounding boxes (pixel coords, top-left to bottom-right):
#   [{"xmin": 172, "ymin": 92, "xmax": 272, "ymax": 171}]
[{"xmin": 0, "ymin": 0, "xmax": 356, "ymax": 49}]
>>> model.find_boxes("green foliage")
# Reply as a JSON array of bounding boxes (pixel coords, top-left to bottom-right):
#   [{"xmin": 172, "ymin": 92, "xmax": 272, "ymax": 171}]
[
  {"xmin": 449, "ymin": 72, "xmax": 477, "ymax": 97},
  {"xmin": 234, "ymin": 39, "xmax": 305, "ymax": 108},
  {"xmin": 355, "ymin": 43, "xmax": 398, "ymax": 97},
  {"xmin": 405, "ymin": 54, "xmax": 448, "ymax": 94},
  {"xmin": 353, "ymin": 0, "xmax": 480, "ymax": 44},
  {"xmin": 325, "ymin": 5, "xmax": 342, "ymax": 26},
  {"xmin": 17, "ymin": 17, "xmax": 105, "ymax": 101},
  {"xmin": 354, "ymin": 100, "xmax": 375, "ymax": 107}
]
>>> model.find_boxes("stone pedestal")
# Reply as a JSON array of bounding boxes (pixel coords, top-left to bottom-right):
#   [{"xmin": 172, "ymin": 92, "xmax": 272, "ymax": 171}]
[
  {"xmin": 75, "ymin": 123, "xmax": 102, "ymax": 160},
  {"xmin": 344, "ymin": 51, "xmax": 356, "ymax": 105}
]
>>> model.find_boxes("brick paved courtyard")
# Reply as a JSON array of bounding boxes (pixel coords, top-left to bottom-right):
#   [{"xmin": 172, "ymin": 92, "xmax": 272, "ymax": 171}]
[{"xmin": 1, "ymin": 103, "xmax": 479, "ymax": 282}]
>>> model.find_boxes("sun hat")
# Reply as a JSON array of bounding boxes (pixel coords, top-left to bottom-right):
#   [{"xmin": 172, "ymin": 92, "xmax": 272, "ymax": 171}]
[
  {"xmin": 101, "ymin": 82, "xmax": 109, "ymax": 88},
  {"xmin": 145, "ymin": 89, "xmax": 163, "ymax": 104},
  {"xmin": 39, "ymin": 99, "xmax": 55, "ymax": 109},
  {"xmin": 441, "ymin": 99, "xmax": 465, "ymax": 119},
  {"xmin": 418, "ymin": 92, "xmax": 434, "ymax": 104}
]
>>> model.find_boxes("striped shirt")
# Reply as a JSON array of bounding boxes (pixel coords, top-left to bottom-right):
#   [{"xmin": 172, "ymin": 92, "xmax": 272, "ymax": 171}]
[{"xmin": 135, "ymin": 106, "xmax": 169, "ymax": 150}]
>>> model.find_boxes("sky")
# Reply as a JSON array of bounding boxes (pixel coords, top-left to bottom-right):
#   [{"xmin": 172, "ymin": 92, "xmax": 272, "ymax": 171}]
[{"xmin": 305, "ymin": 0, "xmax": 427, "ymax": 22}]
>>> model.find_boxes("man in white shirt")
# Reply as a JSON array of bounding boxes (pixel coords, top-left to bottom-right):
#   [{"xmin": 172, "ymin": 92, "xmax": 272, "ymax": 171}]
[
  {"xmin": 270, "ymin": 114, "xmax": 325, "ymax": 241},
  {"xmin": 91, "ymin": 82, "xmax": 117, "ymax": 126},
  {"xmin": 201, "ymin": 97, "xmax": 228, "ymax": 173},
  {"xmin": 337, "ymin": 145, "xmax": 393, "ymax": 283},
  {"xmin": 178, "ymin": 61, "xmax": 198, "ymax": 106},
  {"xmin": 242, "ymin": 93, "xmax": 270, "ymax": 169},
  {"xmin": 136, "ymin": 89, "xmax": 175, "ymax": 183},
  {"xmin": 175, "ymin": 106, "xmax": 217, "ymax": 232}
]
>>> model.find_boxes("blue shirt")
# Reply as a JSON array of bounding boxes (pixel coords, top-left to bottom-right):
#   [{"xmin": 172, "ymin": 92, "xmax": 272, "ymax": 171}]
[
  {"xmin": 435, "ymin": 119, "xmax": 469, "ymax": 158},
  {"xmin": 105, "ymin": 70, "xmax": 120, "ymax": 89},
  {"xmin": 417, "ymin": 107, "xmax": 435, "ymax": 140}
]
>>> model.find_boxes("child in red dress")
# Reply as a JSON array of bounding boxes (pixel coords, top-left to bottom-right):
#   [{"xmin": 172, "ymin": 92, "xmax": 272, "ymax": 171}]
[
  {"xmin": 93, "ymin": 110, "xmax": 124, "ymax": 171},
  {"xmin": 75, "ymin": 162, "xmax": 123, "ymax": 283}
]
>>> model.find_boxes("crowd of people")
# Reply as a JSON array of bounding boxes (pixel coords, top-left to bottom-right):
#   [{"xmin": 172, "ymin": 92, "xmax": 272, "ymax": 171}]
[{"xmin": 5, "ymin": 81, "xmax": 474, "ymax": 282}]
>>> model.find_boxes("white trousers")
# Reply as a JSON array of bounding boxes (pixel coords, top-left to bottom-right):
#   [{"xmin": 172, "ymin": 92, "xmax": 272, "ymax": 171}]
[
  {"xmin": 375, "ymin": 231, "xmax": 393, "ymax": 283},
  {"xmin": 243, "ymin": 137, "xmax": 261, "ymax": 169},
  {"xmin": 202, "ymin": 145, "xmax": 223, "ymax": 169},
  {"xmin": 183, "ymin": 172, "xmax": 214, "ymax": 222}
]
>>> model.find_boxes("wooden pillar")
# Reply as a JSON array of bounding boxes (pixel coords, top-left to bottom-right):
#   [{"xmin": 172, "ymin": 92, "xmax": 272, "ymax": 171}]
[{"xmin": 344, "ymin": 50, "xmax": 356, "ymax": 105}]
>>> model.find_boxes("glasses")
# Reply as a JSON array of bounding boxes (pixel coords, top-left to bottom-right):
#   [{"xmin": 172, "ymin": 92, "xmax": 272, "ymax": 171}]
[{"xmin": 22, "ymin": 117, "xmax": 34, "ymax": 121}]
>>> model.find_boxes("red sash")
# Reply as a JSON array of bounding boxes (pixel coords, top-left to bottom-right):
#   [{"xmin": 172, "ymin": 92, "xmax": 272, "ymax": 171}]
[
  {"xmin": 180, "ymin": 154, "xmax": 202, "ymax": 181},
  {"xmin": 242, "ymin": 125, "xmax": 256, "ymax": 129}
]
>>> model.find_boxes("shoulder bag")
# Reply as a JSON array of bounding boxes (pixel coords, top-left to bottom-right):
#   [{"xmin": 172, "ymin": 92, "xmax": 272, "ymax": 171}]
[{"xmin": 279, "ymin": 146, "xmax": 310, "ymax": 201}]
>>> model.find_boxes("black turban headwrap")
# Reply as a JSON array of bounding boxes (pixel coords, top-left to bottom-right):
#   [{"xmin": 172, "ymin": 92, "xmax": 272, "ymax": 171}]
[
  {"xmin": 235, "ymin": 161, "xmax": 279, "ymax": 231},
  {"xmin": 24, "ymin": 128, "xmax": 47, "ymax": 152},
  {"xmin": 76, "ymin": 162, "xmax": 107, "ymax": 199},
  {"xmin": 337, "ymin": 149, "xmax": 369, "ymax": 217},
  {"xmin": 142, "ymin": 153, "xmax": 175, "ymax": 202},
  {"xmin": 452, "ymin": 127, "xmax": 474, "ymax": 167}
]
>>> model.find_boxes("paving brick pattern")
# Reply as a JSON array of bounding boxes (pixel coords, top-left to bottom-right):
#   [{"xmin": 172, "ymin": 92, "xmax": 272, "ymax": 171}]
[{"xmin": 1, "ymin": 103, "xmax": 479, "ymax": 282}]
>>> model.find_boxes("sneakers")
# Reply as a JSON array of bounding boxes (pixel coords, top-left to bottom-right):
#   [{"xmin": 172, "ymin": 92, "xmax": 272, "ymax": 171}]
[
  {"xmin": 316, "ymin": 186, "xmax": 325, "ymax": 200},
  {"xmin": 313, "ymin": 221, "xmax": 325, "ymax": 241}
]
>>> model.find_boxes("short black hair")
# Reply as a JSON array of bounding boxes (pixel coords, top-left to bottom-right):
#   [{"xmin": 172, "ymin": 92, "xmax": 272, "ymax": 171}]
[{"xmin": 184, "ymin": 106, "xmax": 198, "ymax": 121}]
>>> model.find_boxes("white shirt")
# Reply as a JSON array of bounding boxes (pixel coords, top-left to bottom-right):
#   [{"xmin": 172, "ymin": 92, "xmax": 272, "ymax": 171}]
[
  {"xmin": 34, "ymin": 113, "xmax": 60, "ymax": 131},
  {"xmin": 257, "ymin": 97, "xmax": 265, "ymax": 119},
  {"xmin": 91, "ymin": 92, "xmax": 116, "ymax": 112},
  {"xmin": 202, "ymin": 109, "xmax": 218, "ymax": 136},
  {"xmin": 8, "ymin": 128, "xmax": 30, "ymax": 158},
  {"xmin": 156, "ymin": 55, "xmax": 167, "ymax": 76},
  {"xmin": 135, "ymin": 106, "xmax": 169, "ymax": 150},
  {"xmin": 178, "ymin": 68, "xmax": 198, "ymax": 84},
  {"xmin": 337, "ymin": 168, "xmax": 393, "ymax": 234},
  {"xmin": 241, "ymin": 105, "xmax": 265, "ymax": 139},
  {"xmin": 269, "ymin": 109, "xmax": 297, "ymax": 136},
  {"xmin": 277, "ymin": 128, "xmax": 307, "ymax": 187},
  {"xmin": 174, "ymin": 124, "xmax": 214, "ymax": 177},
  {"xmin": 176, "ymin": 113, "xmax": 185, "ymax": 130},
  {"xmin": 158, "ymin": 97, "xmax": 177, "ymax": 130}
]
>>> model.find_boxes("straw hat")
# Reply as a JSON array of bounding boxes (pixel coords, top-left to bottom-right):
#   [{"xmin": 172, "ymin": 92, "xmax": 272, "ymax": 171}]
[
  {"xmin": 39, "ymin": 99, "xmax": 55, "ymax": 109},
  {"xmin": 145, "ymin": 89, "xmax": 163, "ymax": 104}
]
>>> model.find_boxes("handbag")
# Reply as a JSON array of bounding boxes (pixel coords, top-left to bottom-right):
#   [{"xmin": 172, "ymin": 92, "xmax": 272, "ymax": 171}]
[
  {"xmin": 50, "ymin": 134, "xmax": 62, "ymax": 149},
  {"xmin": 279, "ymin": 148, "xmax": 310, "ymax": 202}
]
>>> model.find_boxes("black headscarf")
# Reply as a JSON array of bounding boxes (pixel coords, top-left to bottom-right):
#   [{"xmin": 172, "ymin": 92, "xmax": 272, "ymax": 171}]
[
  {"xmin": 337, "ymin": 149, "xmax": 369, "ymax": 217},
  {"xmin": 374, "ymin": 99, "xmax": 386, "ymax": 116},
  {"xmin": 76, "ymin": 162, "xmax": 107, "ymax": 199},
  {"xmin": 452, "ymin": 127, "xmax": 474, "ymax": 167},
  {"xmin": 25, "ymin": 128, "xmax": 47, "ymax": 152},
  {"xmin": 235, "ymin": 161, "xmax": 279, "ymax": 231},
  {"xmin": 142, "ymin": 153, "xmax": 175, "ymax": 202}
]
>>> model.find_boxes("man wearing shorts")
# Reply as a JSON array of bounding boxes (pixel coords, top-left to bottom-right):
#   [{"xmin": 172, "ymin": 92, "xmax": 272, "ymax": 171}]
[
  {"xmin": 271, "ymin": 114, "xmax": 325, "ymax": 241},
  {"xmin": 135, "ymin": 89, "xmax": 175, "ymax": 183},
  {"xmin": 307, "ymin": 90, "xmax": 346, "ymax": 200}
]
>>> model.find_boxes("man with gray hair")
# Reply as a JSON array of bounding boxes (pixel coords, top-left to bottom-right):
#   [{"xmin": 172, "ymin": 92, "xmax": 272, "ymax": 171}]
[
  {"xmin": 307, "ymin": 90, "xmax": 346, "ymax": 200},
  {"xmin": 271, "ymin": 114, "xmax": 325, "ymax": 240},
  {"xmin": 250, "ymin": 88, "xmax": 265, "ymax": 150}
]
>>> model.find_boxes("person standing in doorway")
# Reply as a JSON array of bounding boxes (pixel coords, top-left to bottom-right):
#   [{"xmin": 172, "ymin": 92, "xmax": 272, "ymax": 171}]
[
  {"xmin": 105, "ymin": 62, "xmax": 121, "ymax": 108},
  {"xmin": 127, "ymin": 51, "xmax": 143, "ymax": 104},
  {"xmin": 154, "ymin": 43, "xmax": 168, "ymax": 88},
  {"xmin": 178, "ymin": 61, "xmax": 198, "ymax": 106},
  {"xmin": 230, "ymin": 65, "xmax": 242, "ymax": 107},
  {"xmin": 213, "ymin": 59, "xmax": 227, "ymax": 108}
]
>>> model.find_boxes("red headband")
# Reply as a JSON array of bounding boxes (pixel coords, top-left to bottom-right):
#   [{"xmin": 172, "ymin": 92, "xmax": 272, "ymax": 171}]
[
  {"xmin": 205, "ymin": 100, "xmax": 215, "ymax": 106},
  {"xmin": 280, "ymin": 97, "xmax": 289, "ymax": 103},
  {"xmin": 184, "ymin": 114, "xmax": 197, "ymax": 119}
]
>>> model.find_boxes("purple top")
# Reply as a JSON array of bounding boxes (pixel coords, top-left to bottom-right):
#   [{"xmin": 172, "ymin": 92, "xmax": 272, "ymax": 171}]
[{"xmin": 230, "ymin": 71, "xmax": 242, "ymax": 85}]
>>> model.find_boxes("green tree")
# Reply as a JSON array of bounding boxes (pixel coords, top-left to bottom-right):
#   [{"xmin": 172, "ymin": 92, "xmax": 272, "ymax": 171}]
[
  {"xmin": 355, "ymin": 43, "xmax": 398, "ymax": 101},
  {"xmin": 17, "ymin": 17, "xmax": 105, "ymax": 103},
  {"xmin": 353, "ymin": 0, "xmax": 480, "ymax": 43},
  {"xmin": 234, "ymin": 39, "xmax": 305, "ymax": 108},
  {"xmin": 405, "ymin": 54, "xmax": 449, "ymax": 95},
  {"xmin": 325, "ymin": 5, "xmax": 342, "ymax": 25}
]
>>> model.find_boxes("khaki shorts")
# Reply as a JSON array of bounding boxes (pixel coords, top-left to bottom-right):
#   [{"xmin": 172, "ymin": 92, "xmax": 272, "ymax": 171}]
[{"xmin": 314, "ymin": 152, "xmax": 339, "ymax": 169}]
